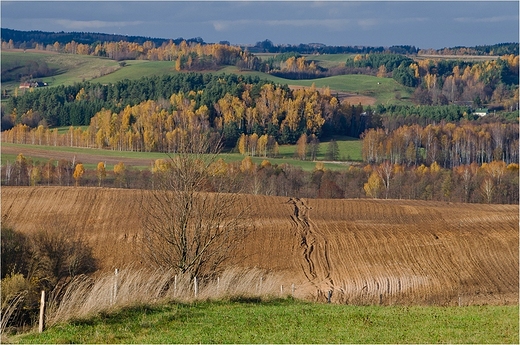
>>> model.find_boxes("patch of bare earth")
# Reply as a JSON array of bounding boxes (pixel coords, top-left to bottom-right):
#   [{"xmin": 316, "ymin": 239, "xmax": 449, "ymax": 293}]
[{"xmin": 2, "ymin": 186, "xmax": 518, "ymax": 305}]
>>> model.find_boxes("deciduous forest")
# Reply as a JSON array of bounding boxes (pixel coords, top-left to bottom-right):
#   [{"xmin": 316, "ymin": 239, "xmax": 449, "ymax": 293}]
[{"xmin": 1, "ymin": 30, "xmax": 518, "ymax": 204}]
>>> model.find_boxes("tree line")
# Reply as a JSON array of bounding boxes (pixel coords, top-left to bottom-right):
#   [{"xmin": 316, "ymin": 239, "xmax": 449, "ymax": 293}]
[
  {"xmin": 362, "ymin": 122, "xmax": 519, "ymax": 168},
  {"xmin": 344, "ymin": 52, "xmax": 519, "ymax": 111},
  {"xmin": 2, "ymin": 74, "xmax": 275, "ymax": 130},
  {"xmin": 3, "ymin": 78, "xmax": 378, "ymax": 148},
  {"xmin": 2, "ymin": 152, "xmax": 517, "ymax": 205},
  {"xmin": 3, "ymin": 32, "xmax": 517, "ymax": 112},
  {"xmin": 0, "ymin": 28, "xmax": 198, "ymax": 49},
  {"xmin": 420, "ymin": 42, "xmax": 519, "ymax": 56}
]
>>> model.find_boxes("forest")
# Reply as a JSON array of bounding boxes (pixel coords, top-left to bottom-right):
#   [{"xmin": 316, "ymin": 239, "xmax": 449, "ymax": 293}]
[
  {"xmin": 2, "ymin": 148, "xmax": 518, "ymax": 205},
  {"xmin": 2, "ymin": 73, "xmax": 378, "ymax": 146},
  {"xmin": 1, "ymin": 31, "xmax": 518, "ymax": 204}
]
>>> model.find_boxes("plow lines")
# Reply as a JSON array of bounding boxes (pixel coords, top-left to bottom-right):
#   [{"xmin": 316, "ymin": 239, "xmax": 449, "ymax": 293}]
[{"xmin": 2, "ymin": 187, "xmax": 518, "ymax": 305}]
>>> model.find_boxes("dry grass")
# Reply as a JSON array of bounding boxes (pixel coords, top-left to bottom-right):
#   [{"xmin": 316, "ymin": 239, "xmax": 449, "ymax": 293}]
[
  {"xmin": 45, "ymin": 266, "xmax": 288, "ymax": 326},
  {"xmin": 0, "ymin": 293, "xmax": 26, "ymax": 335}
]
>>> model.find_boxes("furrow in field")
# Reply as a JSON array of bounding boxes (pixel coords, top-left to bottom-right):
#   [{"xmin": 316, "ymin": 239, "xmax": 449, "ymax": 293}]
[{"xmin": 2, "ymin": 187, "xmax": 517, "ymax": 305}]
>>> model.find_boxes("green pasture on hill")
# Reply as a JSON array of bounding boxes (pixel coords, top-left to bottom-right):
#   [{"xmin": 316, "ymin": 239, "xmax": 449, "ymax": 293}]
[
  {"xmin": 1, "ymin": 50, "xmax": 120, "ymax": 92},
  {"xmin": 214, "ymin": 66, "xmax": 413, "ymax": 105},
  {"xmin": 2, "ymin": 50, "xmax": 413, "ymax": 105},
  {"xmin": 305, "ymin": 53, "xmax": 353, "ymax": 68},
  {"xmin": 9, "ymin": 299, "xmax": 519, "ymax": 344},
  {"xmin": 92, "ymin": 60, "xmax": 180, "ymax": 83}
]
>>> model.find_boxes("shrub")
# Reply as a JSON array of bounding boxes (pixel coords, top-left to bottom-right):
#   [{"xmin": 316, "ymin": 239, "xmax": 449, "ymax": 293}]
[
  {"xmin": 0, "ymin": 224, "xmax": 98, "ymax": 331},
  {"xmin": 0, "ymin": 273, "xmax": 39, "ymax": 332},
  {"xmin": 1, "ymin": 225, "xmax": 31, "ymax": 279},
  {"xmin": 30, "ymin": 228, "xmax": 98, "ymax": 291}
]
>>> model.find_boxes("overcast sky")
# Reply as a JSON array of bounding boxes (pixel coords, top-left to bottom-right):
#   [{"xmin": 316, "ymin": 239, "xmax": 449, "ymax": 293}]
[{"xmin": 1, "ymin": 1, "xmax": 518, "ymax": 49}]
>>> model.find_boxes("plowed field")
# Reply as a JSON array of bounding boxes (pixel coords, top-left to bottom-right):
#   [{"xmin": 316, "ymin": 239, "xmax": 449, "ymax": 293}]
[{"xmin": 2, "ymin": 186, "xmax": 518, "ymax": 305}]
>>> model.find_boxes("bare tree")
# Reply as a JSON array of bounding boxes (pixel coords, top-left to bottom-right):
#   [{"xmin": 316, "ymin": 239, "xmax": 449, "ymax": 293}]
[{"xmin": 141, "ymin": 127, "xmax": 251, "ymax": 279}]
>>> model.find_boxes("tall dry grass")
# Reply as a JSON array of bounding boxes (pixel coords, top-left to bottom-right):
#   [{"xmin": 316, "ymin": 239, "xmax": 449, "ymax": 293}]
[
  {"xmin": 0, "ymin": 292, "xmax": 26, "ymax": 335},
  {"xmin": 45, "ymin": 267, "xmax": 289, "ymax": 326}
]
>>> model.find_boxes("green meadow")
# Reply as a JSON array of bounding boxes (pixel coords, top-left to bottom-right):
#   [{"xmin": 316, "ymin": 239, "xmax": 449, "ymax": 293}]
[
  {"xmin": 9, "ymin": 299, "xmax": 519, "ymax": 344},
  {"xmin": 1, "ymin": 50, "xmax": 120, "ymax": 91},
  {"xmin": 2, "ymin": 50, "xmax": 413, "ymax": 105}
]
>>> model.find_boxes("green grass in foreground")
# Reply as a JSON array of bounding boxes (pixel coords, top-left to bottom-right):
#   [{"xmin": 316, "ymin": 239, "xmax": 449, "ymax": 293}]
[{"xmin": 11, "ymin": 299, "xmax": 519, "ymax": 344}]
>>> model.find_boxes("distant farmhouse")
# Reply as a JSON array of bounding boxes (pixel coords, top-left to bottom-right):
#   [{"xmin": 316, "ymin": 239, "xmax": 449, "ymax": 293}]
[
  {"xmin": 19, "ymin": 81, "xmax": 48, "ymax": 89},
  {"xmin": 474, "ymin": 108, "xmax": 489, "ymax": 117},
  {"xmin": 452, "ymin": 101, "xmax": 489, "ymax": 117}
]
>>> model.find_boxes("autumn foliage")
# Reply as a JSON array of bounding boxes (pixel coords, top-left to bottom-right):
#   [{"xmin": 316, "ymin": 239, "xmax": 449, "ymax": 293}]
[{"xmin": 362, "ymin": 122, "xmax": 518, "ymax": 167}]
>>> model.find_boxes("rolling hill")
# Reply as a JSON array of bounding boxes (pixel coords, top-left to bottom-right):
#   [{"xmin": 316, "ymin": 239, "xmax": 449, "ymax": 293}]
[
  {"xmin": 2, "ymin": 49, "xmax": 413, "ymax": 105},
  {"xmin": 2, "ymin": 186, "xmax": 517, "ymax": 306}
]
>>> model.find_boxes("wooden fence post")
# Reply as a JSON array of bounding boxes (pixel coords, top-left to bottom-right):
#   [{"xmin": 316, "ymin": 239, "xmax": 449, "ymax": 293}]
[
  {"xmin": 291, "ymin": 283, "xmax": 295, "ymax": 297},
  {"xmin": 194, "ymin": 277, "xmax": 198, "ymax": 298},
  {"xmin": 174, "ymin": 275, "xmax": 177, "ymax": 297},
  {"xmin": 112, "ymin": 268, "xmax": 119, "ymax": 305},
  {"xmin": 38, "ymin": 290, "xmax": 45, "ymax": 333}
]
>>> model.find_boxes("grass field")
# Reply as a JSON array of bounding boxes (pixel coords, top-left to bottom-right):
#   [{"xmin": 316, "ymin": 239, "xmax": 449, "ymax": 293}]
[
  {"xmin": 92, "ymin": 60, "xmax": 180, "ymax": 83},
  {"xmin": 2, "ymin": 50, "xmax": 412, "ymax": 105},
  {"xmin": 305, "ymin": 53, "xmax": 353, "ymax": 68},
  {"xmin": 1, "ymin": 137, "xmax": 363, "ymax": 172},
  {"xmin": 1, "ymin": 50, "xmax": 120, "ymax": 92},
  {"xmin": 215, "ymin": 66, "xmax": 412, "ymax": 105},
  {"xmin": 10, "ymin": 299, "xmax": 518, "ymax": 344}
]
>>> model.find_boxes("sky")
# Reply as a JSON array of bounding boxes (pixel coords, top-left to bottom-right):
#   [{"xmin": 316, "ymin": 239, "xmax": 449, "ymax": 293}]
[{"xmin": 1, "ymin": 1, "xmax": 518, "ymax": 49}]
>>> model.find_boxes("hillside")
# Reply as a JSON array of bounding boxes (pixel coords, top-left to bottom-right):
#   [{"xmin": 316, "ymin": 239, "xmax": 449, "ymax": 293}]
[
  {"xmin": 1, "ymin": 49, "xmax": 411, "ymax": 106},
  {"xmin": 2, "ymin": 186, "xmax": 518, "ymax": 305}
]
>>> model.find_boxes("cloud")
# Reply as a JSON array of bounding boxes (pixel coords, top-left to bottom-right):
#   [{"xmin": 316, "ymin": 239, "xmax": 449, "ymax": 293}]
[
  {"xmin": 454, "ymin": 15, "xmax": 518, "ymax": 24},
  {"xmin": 211, "ymin": 18, "xmax": 350, "ymax": 32},
  {"xmin": 357, "ymin": 18, "xmax": 379, "ymax": 30},
  {"xmin": 54, "ymin": 19, "xmax": 144, "ymax": 30},
  {"xmin": 356, "ymin": 17, "xmax": 428, "ymax": 30},
  {"xmin": 390, "ymin": 17, "xmax": 429, "ymax": 24}
]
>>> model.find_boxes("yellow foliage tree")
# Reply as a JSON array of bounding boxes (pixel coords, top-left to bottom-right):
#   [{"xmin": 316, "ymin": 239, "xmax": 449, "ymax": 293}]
[
  {"xmin": 296, "ymin": 133, "xmax": 307, "ymax": 160},
  {"xmin": 260, "ymin": 159, "xmax": 272, "ymax": 169},
  {"xmin": 377, "ymin": 65, "xmax": 387, "ymax": 77},
  {"xmin": 240, "ymin": 156, "xmax": 255, "ymax": 173},
  {"xmin": 30, "ymin": 166, "xmax": 41, "ymax": 186},
  {"xmin": 114, "ymin": 161, "xmax": 126, "ymax": 187},
  {"xmin": 364, "ymin": 171, "xmax": 382, "ymax": 198},
  {"xmin": 96, "ymin": 162, "xmax": 106, "ymax": 187},
  {"xmin": 237, "ymin": 134, "xmax": 247, "ymax": 155},
  {"xmin": 73, "ymin": 163, "xmax": 85, "ymax": 186},
  {"xmin": 257, "ymin": 134, "xmax": 268, "ymax": 157},
  {"xmin": 209, "ymin": 158, "xmax": 228, "ymax": 176}
]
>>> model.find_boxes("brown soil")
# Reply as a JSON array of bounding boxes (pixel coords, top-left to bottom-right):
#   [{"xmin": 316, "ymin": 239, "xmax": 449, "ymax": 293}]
[{"xmin": 2, "ymin": 186, "xmax": 518, "ymax": 305}]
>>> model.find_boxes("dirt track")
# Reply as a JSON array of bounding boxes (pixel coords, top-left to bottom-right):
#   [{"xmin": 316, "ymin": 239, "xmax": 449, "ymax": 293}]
[
  {"xmin": 2, "ymin": 145, "xmax": 155, "ymax": 167},
  {"xmin": 2, "ymin": 186, "xmax": 518, "ymax": 305}
]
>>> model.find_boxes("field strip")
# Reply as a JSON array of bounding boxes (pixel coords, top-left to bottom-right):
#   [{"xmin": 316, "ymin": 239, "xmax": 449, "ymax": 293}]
[{"xmin": 2, "ymin": 186, "xmax": 518, "ymax": 305}]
